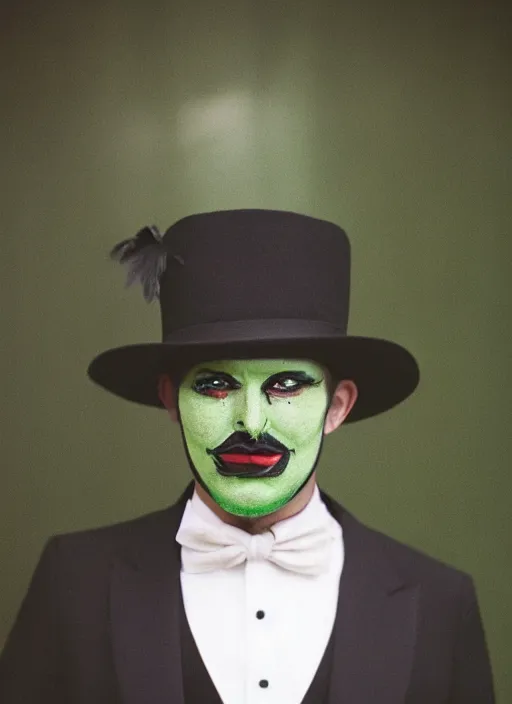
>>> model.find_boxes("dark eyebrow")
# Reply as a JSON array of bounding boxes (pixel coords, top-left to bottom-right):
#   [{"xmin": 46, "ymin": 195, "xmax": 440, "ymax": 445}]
[{"xmin": 193, "ymin": 369, "xmax": 241, "ymax": 385}]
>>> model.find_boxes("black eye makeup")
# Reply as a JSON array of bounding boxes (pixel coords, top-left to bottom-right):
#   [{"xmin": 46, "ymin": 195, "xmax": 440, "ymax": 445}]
[
  {"xmin": 263, "ymin": 371, "xmax": 322, "ymax": 400},
  {"xmin": 191, "ymin": 368, "xmax": 322, "ymax": 401},
  {"xmin": 192, "ymin": 370, "xmax": 242, "ymax": 399}
]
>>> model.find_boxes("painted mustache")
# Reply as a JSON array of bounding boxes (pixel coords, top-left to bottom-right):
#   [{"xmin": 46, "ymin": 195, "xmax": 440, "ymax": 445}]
[{"xmin": 207, "ymin": 431, "xmax": 292, "ymax": 478}]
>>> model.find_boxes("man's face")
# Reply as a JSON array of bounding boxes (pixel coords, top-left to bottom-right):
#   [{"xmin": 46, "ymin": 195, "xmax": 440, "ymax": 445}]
[{"xmin": 177, "ymin": 358, "xmax": 330, "ymax": 517}]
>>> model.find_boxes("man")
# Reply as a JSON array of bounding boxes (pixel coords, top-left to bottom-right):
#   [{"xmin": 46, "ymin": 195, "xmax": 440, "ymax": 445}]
[{"xmin": 0, "ymin": 209, "xmax": 495, "ymax": 702}]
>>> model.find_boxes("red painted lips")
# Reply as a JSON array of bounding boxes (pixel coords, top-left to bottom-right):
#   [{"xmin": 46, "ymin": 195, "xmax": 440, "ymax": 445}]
[
  {"xmin": 219, "ymin": 453, "xmax": 283, "ymax": 467},
  {"xmin": 209, "ymin": 432, "xmax": 290, "ymax": 478}
]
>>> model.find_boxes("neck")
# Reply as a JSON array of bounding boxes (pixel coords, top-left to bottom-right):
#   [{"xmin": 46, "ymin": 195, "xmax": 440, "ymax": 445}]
[{"xmin": 194, "ymin": 473, "xmax": 317, "ymax": 534}]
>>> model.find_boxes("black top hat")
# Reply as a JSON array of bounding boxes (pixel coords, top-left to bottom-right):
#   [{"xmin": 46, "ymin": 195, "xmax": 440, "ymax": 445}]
[{"xmin": 87, "ymin": 209, "xmax": 419, "ymax": 422}]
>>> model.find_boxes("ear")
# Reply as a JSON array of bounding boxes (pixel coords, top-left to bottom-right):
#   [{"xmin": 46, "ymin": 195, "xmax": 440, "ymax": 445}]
[
  {"xmin": 324, "ymin": 380, "xmax": 358, "ymax": 435},
  {"xmin": 157, "ymin": 374, "xmax": 179, "ymax": 423}
]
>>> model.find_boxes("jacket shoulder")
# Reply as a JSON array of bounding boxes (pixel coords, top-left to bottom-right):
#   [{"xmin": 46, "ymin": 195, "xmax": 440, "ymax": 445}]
[
  {"xmin": 47, "ymin": 497, "xmax": 185, "ymax": 569},
  {"xmin": 361, "ymin": 519, "xmax": 473, "ymax": 587},
  {"xmin": 323, "ymin": 490, "xmax": 476, "ymax": 596}
]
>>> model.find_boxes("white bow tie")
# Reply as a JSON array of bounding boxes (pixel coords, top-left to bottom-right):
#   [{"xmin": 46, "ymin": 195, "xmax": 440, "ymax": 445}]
[{"xmin": 176, "ymin": 494, "xmax": 339, "ymax": 576}]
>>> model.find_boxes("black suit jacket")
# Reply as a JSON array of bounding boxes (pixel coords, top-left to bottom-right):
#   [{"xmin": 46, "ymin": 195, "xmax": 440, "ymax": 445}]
[{"xmin": 0, "ymin": 484, "xmax": 495, "ymax": 703}]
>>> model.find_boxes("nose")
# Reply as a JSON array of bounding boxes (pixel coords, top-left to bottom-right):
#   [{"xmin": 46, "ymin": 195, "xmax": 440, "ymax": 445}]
[{"xmin": 236, "ymin": 383, "xmax": 267, "ymax": 438}]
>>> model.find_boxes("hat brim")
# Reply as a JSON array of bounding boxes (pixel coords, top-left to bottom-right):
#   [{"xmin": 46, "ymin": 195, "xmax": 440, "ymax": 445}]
[{"xmin": 87, "ymin": 335, "xmax": 419, "ymax": 423}]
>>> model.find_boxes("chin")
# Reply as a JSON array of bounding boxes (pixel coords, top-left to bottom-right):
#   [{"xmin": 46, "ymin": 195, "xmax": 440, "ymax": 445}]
[{"xmin": 211, "ymin": 483, "xmax": 300, "ymax": 519}]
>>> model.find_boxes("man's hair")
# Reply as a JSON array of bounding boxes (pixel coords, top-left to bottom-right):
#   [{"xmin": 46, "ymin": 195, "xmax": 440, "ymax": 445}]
[{"xmin": 323, "ymin": 368, "xmax": 339, "ymax": 402}]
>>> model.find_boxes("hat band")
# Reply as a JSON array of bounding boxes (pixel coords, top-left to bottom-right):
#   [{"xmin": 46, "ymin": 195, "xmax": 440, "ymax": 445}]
[{"xmin": 162, "ymin": 318, "xmax": 347, "ymax": 345}]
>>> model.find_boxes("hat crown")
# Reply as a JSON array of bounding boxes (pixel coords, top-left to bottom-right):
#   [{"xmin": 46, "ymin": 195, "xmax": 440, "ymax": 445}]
[
  {"xmin": 88, "ymin": 208, "xmax": 419, "ymax": 421},
  {"xmin": 158, "ymin": 209, "xmax": 351, "ymax": 341}
]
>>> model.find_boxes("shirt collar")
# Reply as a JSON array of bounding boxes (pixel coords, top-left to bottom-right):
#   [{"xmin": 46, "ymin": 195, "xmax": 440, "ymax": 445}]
[{"xmin": 189, "ymin": 483, "xmax": 337, "ymax": 538}]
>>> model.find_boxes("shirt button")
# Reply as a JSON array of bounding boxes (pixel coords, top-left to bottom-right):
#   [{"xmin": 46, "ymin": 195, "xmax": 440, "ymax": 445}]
[
  {"xmin": 259, "ymin": 679, "xmax": 269, "ymax": 688},
  {"xmin": 256, "ymin": 610, "xmax": 265, "ymax": 619}
]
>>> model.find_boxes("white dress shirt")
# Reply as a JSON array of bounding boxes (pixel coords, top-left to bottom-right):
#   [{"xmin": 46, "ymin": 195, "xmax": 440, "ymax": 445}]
[{"xmin": 178, "ymin": 485, "xmax": 344, "ymax": 704}]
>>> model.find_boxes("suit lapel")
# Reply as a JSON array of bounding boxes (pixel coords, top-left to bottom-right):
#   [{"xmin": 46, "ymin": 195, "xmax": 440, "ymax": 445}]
[
  {"xmin": 323, "ymin": 495, "xmax": 419, "ymax": 704},
  {"xmin": 109, "ymin": 484, "xmax": 418, "ymax": 704},
  {"xmin": 110, "ymin": 486, "xmax": 193, "ymax": 704}
]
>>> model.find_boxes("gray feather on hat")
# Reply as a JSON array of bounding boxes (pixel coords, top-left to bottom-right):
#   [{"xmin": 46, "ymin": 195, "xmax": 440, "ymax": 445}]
[{"xmin": 110, "ymin": 225, "xmax": 168, "ymax": 302}]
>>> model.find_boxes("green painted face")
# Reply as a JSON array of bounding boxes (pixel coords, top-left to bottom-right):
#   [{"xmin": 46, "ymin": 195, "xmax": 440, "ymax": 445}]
[{"xmin": 178, "ymin": 358, "xmax": 330, "ymax": 517}]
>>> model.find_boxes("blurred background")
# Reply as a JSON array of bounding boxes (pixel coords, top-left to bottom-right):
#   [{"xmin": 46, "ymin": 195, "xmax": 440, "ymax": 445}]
[{"xmin": 1, "ymin": 0, "xmax": 510, "ymax": 698}]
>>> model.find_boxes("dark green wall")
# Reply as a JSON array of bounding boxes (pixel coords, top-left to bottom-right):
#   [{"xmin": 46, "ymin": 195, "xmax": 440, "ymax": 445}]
[{"xmin": 1, "ymin": 0, "xmax": 510, "ymax": 698}]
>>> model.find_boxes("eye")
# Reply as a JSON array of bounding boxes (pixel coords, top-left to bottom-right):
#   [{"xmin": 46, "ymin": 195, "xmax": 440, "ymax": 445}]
[
  {"xmin": 266, "ymin": 375, "xmax": 312, "ymax": 397},
  {"xmin": 193, "ymin": 374, "xmax": 238, "ymax": 399},
  {"xmin": 272, "ymin": 377, "xmax": 300, "ymax": 391}
]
